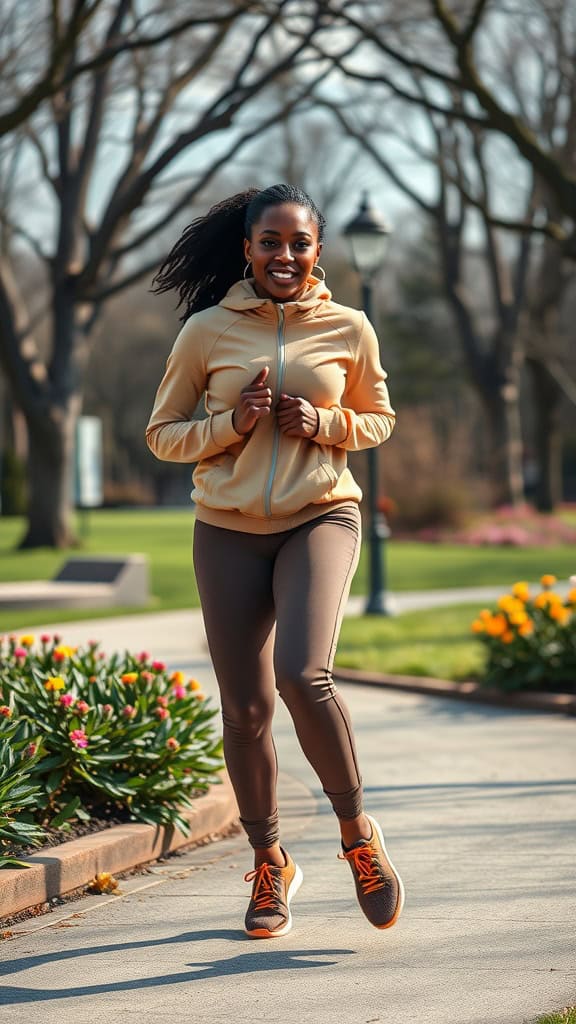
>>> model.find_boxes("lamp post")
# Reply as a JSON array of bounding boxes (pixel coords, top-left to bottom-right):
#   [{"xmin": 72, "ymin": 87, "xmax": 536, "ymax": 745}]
[{"xmin": 343, "ymin": 192, "xmax": 392, "ymax": 616}]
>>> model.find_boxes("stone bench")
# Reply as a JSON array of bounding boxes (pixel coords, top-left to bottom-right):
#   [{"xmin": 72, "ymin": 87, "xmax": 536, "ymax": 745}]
[{"xmin": 0, "ymin": 554, "xmax": 150, "ymax": 610}]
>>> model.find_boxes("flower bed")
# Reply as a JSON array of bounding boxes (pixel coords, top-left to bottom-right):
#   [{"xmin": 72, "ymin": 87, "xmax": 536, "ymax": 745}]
[
  {"xmin": 0, "ymin": 634, "xmax": 223, "ymax": 867},
  {"xmin": 471, "ymin": 576, "xmax": 576, "ymax": 692}
]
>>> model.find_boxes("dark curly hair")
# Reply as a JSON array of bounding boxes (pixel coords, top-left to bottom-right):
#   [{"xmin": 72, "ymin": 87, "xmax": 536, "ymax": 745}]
[{"xmin": 152, "ymin": 184, "xmax": 326, "ymax": 320}]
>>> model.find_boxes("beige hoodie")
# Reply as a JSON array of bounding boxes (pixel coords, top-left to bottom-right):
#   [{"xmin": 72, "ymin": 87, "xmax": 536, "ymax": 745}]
[{"xmin": 146, "ymin": 276, "xmax": 395, "ymax": 533}]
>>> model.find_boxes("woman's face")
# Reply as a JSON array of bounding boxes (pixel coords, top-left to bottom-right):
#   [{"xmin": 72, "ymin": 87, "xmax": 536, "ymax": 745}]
[{"xmin": 244, "ymin": 203, "xmax": 322, "ymax": 302}]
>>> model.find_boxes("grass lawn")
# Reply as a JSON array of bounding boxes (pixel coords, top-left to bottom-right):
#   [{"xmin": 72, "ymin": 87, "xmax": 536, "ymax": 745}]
[
  {"xmin": 535, "ymin": 1010, "xmax": 576, "ymax": 1024},
  {"xmin": 335, "ymin": 604, "xmax": 485, "ymax": 681},
  {"xmin": 0, "ymin": 508, "xmax": 573, "ymax": 635}
]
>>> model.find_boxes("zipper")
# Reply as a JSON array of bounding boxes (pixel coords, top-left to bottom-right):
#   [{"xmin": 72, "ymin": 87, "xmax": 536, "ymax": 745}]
[{"xmin": 263, "ymin": 303, "xmax": 286, "ymax": 516}]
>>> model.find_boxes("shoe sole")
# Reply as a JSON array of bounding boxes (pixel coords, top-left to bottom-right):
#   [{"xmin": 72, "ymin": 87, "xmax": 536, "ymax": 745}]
[
  {"xmin": 245, "ymin": 862, "xmax": 303, "ymax": 939},
  {"xmin": 365, "ymin": 814, "xmax": 405, "ymax": 930}
]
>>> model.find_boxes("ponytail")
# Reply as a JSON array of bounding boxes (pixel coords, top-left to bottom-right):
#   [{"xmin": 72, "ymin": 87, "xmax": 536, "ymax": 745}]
[{"xmin": 152, "ymin": 184, "xmax": 326, "ymax": 320}]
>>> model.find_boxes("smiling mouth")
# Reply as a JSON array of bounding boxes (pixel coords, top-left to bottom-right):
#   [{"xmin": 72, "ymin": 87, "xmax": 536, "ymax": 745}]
[{"xmin": 268, "ymin": 269, "xmax": 298, "ymax": 281}]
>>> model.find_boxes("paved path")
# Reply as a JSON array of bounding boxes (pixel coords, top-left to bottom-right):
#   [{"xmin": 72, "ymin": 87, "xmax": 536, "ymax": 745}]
[{"xmin": 1, "ymin": 610, "xmax": 575, "ymax": 1024}]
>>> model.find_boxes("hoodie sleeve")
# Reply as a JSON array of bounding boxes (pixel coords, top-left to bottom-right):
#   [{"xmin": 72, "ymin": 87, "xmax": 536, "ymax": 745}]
[
  {"xmin": 312, "ymin": 313, "xmax": 396, "ymax": 450},
  {"xmin": 146, "ymin": 319, "xmax": 244, "ymax": 463}
]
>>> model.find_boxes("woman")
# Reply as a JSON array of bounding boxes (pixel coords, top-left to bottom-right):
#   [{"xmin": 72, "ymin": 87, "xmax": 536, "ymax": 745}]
[{"xmin": 147, "ymin": 183, "xmax": 403, "ymax": 938}]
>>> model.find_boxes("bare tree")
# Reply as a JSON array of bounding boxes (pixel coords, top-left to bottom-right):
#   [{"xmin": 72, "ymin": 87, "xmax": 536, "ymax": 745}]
[
  {"xmin": 320, "ymin": 0, "xmax": 576, "ymax": 255},
  {"xmin": 0, "ymin": 1, "xmax": 335, "ymax": 547}
]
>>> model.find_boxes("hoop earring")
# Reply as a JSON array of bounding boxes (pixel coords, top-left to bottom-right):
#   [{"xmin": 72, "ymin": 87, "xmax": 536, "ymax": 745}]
[
  {"xmin": 243, "ymin": 261, "xmax": 253, "ymax": 279},
  {"xmin": 312, "ymin": 264, "xmax": 326, "ymax": 281}
]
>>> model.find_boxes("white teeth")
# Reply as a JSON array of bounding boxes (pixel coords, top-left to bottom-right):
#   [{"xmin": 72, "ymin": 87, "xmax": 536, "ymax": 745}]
[{"xmin": 270, "ymin": 271, "xmax": 295, "ymax": 279}]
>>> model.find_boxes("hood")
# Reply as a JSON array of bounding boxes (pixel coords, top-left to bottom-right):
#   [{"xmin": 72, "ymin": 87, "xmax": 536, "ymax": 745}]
[{"xmin": 219, "ymin": 274, "xmax": 332, "ymax": 313}]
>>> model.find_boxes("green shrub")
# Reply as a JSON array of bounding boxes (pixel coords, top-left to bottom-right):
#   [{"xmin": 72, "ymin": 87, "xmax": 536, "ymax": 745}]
[
  {"xmin": 0, "ymin": 634, "xmax": 223, "ymax": 839},
  {"xmin": 0, "ymin": 720, "xmax": 47, "ymax": 867},
  {"xmin": 471, "ymin": 576, "xmax": 576, "ymax": 692}
]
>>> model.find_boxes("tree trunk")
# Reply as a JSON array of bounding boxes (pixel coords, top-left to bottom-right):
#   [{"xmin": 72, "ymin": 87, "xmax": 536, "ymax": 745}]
[
  {"xmin": 18, "ymin": 399, "xmax": 80, "ymax": 549},
  {"xmin": 525, "ymin": 358, "xmax": 563, "ymax": 512},
  {"xmin": 481, "ymin": 367, "xmax": 525, "ymax": 508}
]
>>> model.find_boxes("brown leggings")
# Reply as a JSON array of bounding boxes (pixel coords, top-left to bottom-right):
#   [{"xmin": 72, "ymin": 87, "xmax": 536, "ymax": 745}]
[{"xmin": 193, "ymin": 503, "xmax": 363, "ymax": 849}]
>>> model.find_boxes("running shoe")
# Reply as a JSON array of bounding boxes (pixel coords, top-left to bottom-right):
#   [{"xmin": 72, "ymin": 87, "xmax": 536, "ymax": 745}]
[
  {"xmin": 244, "ymin": 849, "xmax": 303, "ymax": 938},
  {"xmin": 339, "ymin": 814, "xmax": 404, "ymax": 929}
]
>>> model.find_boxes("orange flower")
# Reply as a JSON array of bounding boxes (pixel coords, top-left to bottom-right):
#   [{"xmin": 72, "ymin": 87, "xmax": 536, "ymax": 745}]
[
  {"xmin": 471, "ymin": 619, "xmax": 485, "ymax": 634},
  {"xmin": 540, "ymin": 574, "xmax": 557, "ymax": 589},
  {"xmin": 549, "ymin": 604, "xmax": 570, "ymax": 625},
  {"xmin": 501, "ymin": 630, "xmax": 514, "ymax": 644},
  {"xmin": 479, "ymin": 609, "xmax": 492, "ymax": 622},
  {"xmin": 567, "ymin": 588, "xmax": 576, "ymax": 605},
  {"xmin": 518, "ymin": 619, "xmax": 534, "ymax": 637},
  {"xmin": 511, "ymin": 582, "xmax": 530, "ymax": 602},
  {"xmin": 188, "ymin": 679, "xmax": 202, "ymax": 692},
  {"xmin": 485, "ymin": 614, "xmax": 507, "ymax": 637},
  {"xmin": 121, "ymin": 672, "xmax": 138, "ymax": 684},
  {"xmin": 170, "ymin": 670, "xmax": 184, "ymax": 685},
  {"xmin": 534, "ymin": 593, "xmax": 551, "ymax": 610}
]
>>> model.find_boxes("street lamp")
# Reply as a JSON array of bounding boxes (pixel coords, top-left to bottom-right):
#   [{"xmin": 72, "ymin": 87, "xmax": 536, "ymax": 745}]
[{"xmin": 343, "ymin": 191, "xmax": 392, "ymax": 616}]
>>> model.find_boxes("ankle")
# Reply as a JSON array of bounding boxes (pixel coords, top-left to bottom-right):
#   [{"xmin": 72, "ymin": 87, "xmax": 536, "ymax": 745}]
[
  {"xmin": 340, "ymin": 813, "xmax": 372, "ymax": 849},
  {"xmin": 253, "ymin": 843, "xmax": 285, "ymax": 868}
]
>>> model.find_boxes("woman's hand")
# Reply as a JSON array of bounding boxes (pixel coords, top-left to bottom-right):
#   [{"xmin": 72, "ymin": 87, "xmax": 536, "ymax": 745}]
[
  {"xmin": 276, "ymin": 393, "xmax": 320, "ymax": 438},
  {"xmin": 232, "ymin": 367, "xmax": 272, "ymax": 435}
]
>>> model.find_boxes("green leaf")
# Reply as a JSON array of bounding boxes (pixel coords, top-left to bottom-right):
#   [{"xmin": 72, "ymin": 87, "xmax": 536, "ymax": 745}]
[{"xmin": 50, "ymin": 796, "xmax": 81, "ymax": 828}]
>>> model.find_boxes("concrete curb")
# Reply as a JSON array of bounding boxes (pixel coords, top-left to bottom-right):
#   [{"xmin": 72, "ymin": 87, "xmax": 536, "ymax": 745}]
[
  {"xmin": 334, "ymin": 667, "xmax": 576, "ymax": 715},
  {"xmin": 0, "ymin": 772, "xmax": 238, "ymax": 922}
]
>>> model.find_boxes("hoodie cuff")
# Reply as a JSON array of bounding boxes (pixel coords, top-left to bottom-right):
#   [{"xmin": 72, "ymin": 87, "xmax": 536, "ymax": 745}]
[
  {"xmin": 312, "ymin": 406, "xmax": 348, "ymax": 446},
  {"xmin": 209, "ymin": 410, "xmax": 245, "ymax": 449}
]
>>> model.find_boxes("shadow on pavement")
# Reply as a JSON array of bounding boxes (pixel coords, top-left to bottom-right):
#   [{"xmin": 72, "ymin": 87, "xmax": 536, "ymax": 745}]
[{"xmin": 1, "ymin": 940, "xmax": 355, "ymax": 1003}]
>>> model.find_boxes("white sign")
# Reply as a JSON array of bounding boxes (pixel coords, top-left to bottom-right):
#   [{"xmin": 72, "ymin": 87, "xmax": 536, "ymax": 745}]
[{"xmin": 75, "ymin": 416, "xmax": 103, "ymax": 507}]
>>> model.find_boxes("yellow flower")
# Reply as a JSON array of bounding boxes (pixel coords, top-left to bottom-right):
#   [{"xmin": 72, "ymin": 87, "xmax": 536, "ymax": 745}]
[
  {"xmin": 471, "ymin": 619, "xmax": 485, "ymax": 634},
  {"xmin": 501, "ymin": 630, "xmax": 514, "ymax": 644},
  {"xmin": 170, "ymin": 670, "xmax": 184, "ymax": 685},
  {"xmin": 540, "ymin": 574, "xmax": 557, "ymax": 589},
  {"xmin": 19, "ymin": 634, "xmax": 35, "ymax": 647},
  {"xmin": 508, "ymin": 611, "xmax": 528, "ymax": 627},
  {"xmin": 497, "ymin": 596, "xmax": 525, "ymax": 616},
  {"xmin": 479, "ymin": 609, "xmax": 492, "ymax": 622},
  {"xmin": 534, "ymin": 592, "xmax": 551, "ymax": 610},
  {"xmin": 485, "ymin": 614, "xmax": 507, "ymax": 637},
  {"xmin": 45, "ymin": 676, "xmax": 66, "ymax": 691},
  {"xmin": 518, "ymin": 619, "xmax": 534, "ymax": 637},
  {"xmin": 121, "ymin": 672, "xmax": 139, "ymax": 684},
  {"xmin": 511, "ymin": 582, "xmax": 530, "ymax": 602}
]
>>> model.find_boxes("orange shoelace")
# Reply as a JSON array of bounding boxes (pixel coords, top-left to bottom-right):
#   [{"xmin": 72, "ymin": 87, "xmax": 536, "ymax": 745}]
[
  {"xmin": 340, "ymin": 844, "xmax": 385, "ymax": 894},
  {"xmin": 244, "ymin": 863, "xmax": 284, "ymax": 910}
]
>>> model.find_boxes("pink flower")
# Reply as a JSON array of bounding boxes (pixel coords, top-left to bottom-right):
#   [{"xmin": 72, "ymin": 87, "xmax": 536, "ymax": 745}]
[
  {"xmin": 122, "ymin": 704, "xmax": 136, "ymax": 719},
  {"xmin": 172, "ymin": 684, "xmax": 186, "ymax": 700},
  {"xmin": 102, "ymin": 703, "xmax": 113, "ymax": 716},
  {"xmin": 13, "ymin": 647, "xmax": 27, "ymax": 659},
  {"xmin": 53, "ymin": 633, "xmax": 62, "ymax": 644},
  {"xmin": 137, "ymin": 651, "xmax": 150, "ymax": 663},
  {"xmin": 40, "ymin": 634, "xmax": 51, "ymax": 644},
  {"xmin": 156, "ymin": 695, "xmax": 169, "ymax": 708},
  {"xmin": 26, "ymin": 742, "xmax": 37, "ymax": 757},
  {"xmin": 166, "ymin": 737, "xmax": 179, "ymax": 751},
  {"xmin": 97, "ymin": 652, "xmax": 106, "ymax": 661},
  {"xmin": 59, "ymin": 693, "xmax": 75, "ymax": 707},
  {"xmin": 152, "ymin": 660, "xmax": 165, "ymax": 672},
  {"xmin": 140, "ymin": 671, "xmax": 154, "ymax": 684},
  {"xmin": 155, "ymin": 707, "xmax": 169, "ymax": 721},
  {"xmin": 75, "ymin": 700, "xmax": 90, "ymax": 715},
  {"xmin": 0, "ymin": 705, "xmax": 12, "ymax": 718},
  {"xmin": 88, "ymin": 640, "xmax": 99, "ymax": 649},
  {"xmin": 69, "ymin": 729, "xmax": 88, "ymax": 749}
]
